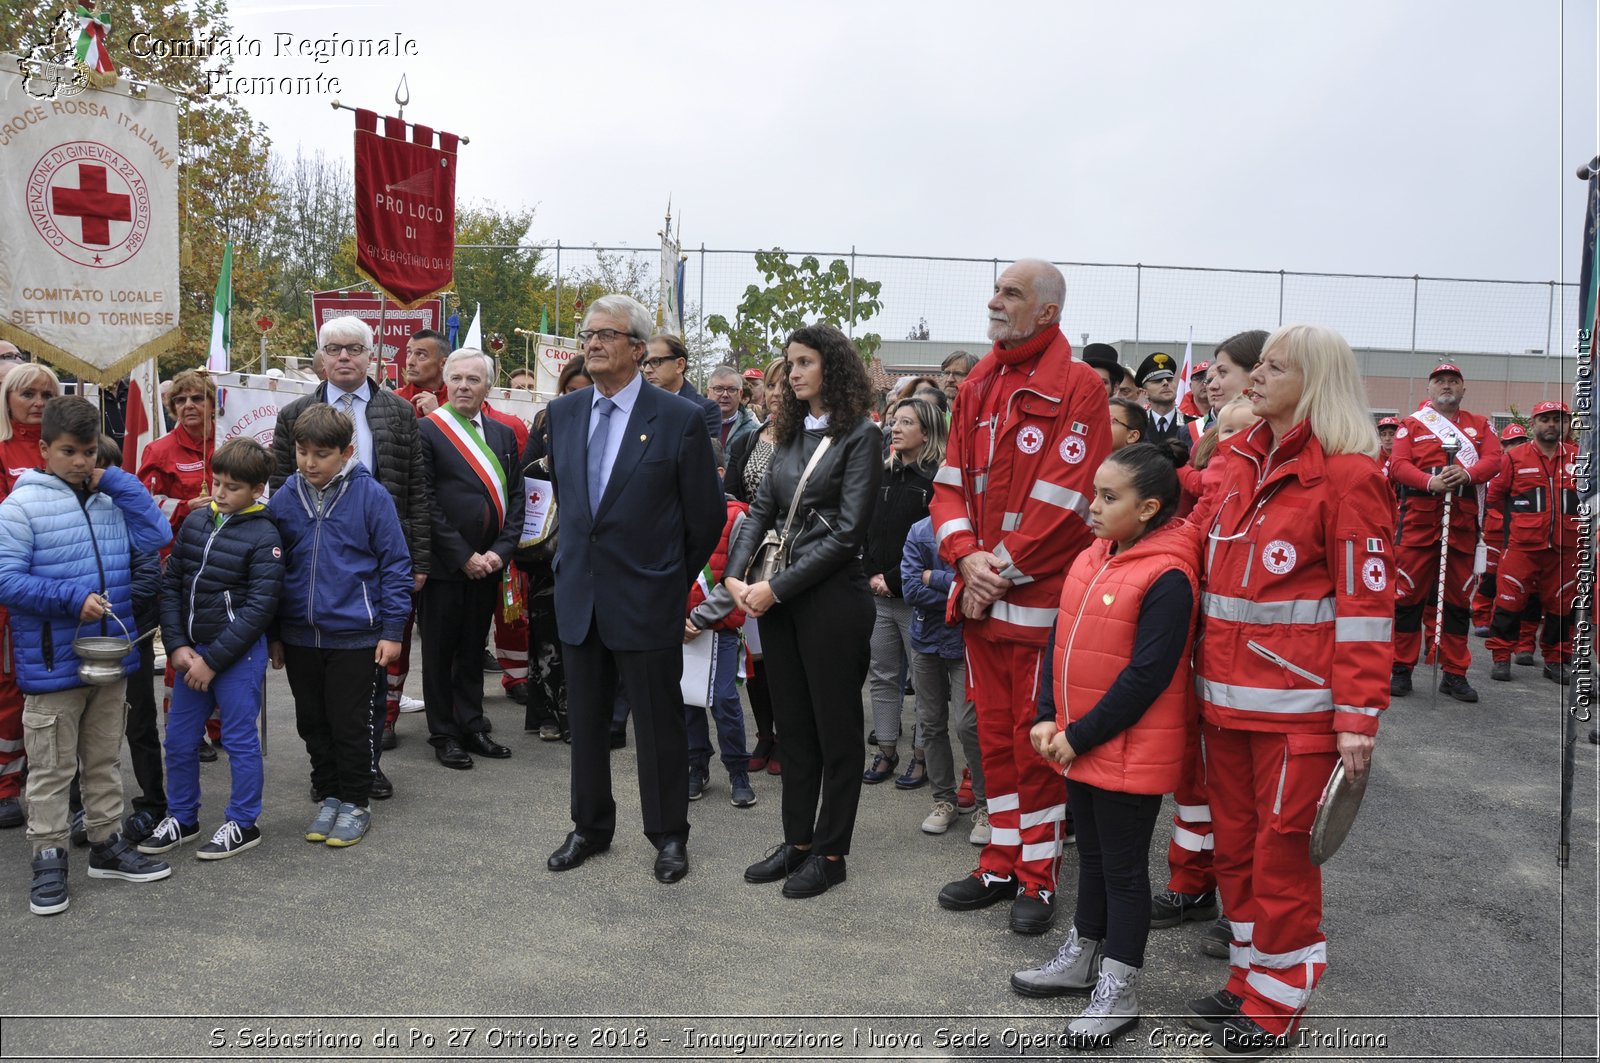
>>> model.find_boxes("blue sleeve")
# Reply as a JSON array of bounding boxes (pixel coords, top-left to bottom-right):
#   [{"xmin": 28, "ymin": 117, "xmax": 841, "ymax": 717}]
[
  {"xmin": 1064, "ymin": 570, "xmax": 1194, "ymax": 754},
  {"xmin": 1036, "ymin": 620, "xmax": 1058, "ymax": 724},
  {"xmin": 99, "ymin": 466, "xmax": 172, "ymax": 554},
  {"xmin": 199, "ymin": 523, "xmax": 283, "ymax": 674},
  {"xmin": 369, "ymin": 483, "xmax": 413, "ymax": 642},
  {"xmin": 130, "ymin": 546, "xmax": 161, "ymax": 634},
  {"xmin": 0, "ymin": 496, "xmax": 87, "ymax": 620},
  {"xmin": 901, "ymin": 524, "xmax": 947, "ymax": 612},
  {"xmin": 159, "ymin": 522, "xmax": 188, "ymax": 649}
]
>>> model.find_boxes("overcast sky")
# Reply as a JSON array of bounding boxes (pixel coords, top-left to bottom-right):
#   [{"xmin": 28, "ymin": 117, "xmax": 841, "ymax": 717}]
[{"xmin": 219, "ymin": 0, "xmax": 1595, "ymax": 285}]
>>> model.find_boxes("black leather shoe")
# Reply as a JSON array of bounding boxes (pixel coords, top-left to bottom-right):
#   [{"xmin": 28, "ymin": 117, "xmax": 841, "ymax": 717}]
[
  {"xmin": 782, "ymin": 854, "xmax": 845, "ymax": 898},
  {"xmin": 609, "ymin": 729, "xmax": 627, "ymax": 750},
  {"xmin": 938, "ymin": 869, "xmax": 1019, "ymax": 911},
  {"xmin": 369, "ymin": 769, "xmax": 394, "ymax": 800},
  {"xmin": 1204, "ymin": 1012, "xmax": 1288, "ymax": 1057},
  {"xmin": 1439, "ymin": 672, "xmax": 1479, "ymax": 703},
  {"xmin": 1184, "ymin": 988, "xmax": 1243, "ymax": 1033},
  {"xmin": 654, "ymin": 839, "xmax": 689, "ymax": 883},
  {"xmin": 1490, "ymin": 659, "xmax": 1512, "ymax": 681},
  {"xmin": 381, "ymin": 724, "xmax": 397, "ymax": 750},
  {"xmin": 463, "ymin": 731, "xmax": 512, "ymax": 758},
  {"xmin": 1009, "ymin": 887, "xmax": 1056, "ymax": 934},
  {"xmin": 196, "ymin": 739, "xmax": 218, "ymax": 763},
  {"xmin": 548, "ymin": 831, "xmax": 610, "ymax": 872},
  {"xmin": 507, "ymin": 682, "xmax": 530, "ymax": 705},
  {"xmin": 434, "ymin": 739, "xmax": 473, "ymax": 770},
  {"xmin": 744, "ymin": 843, "xmax": 808, "ymax": 884},
  {"xmin": 1389, "ymin": 667, "xmax": 1412, "ymax": 697}
]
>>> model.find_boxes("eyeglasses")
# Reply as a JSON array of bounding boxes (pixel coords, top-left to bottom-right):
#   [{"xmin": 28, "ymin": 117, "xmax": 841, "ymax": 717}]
[
  {"xmin": 577, "ymin": 328, "xmax": 635, "ymax": 344},
  {"xmin": 941, "ymin": 370, "xmax": 966, "ymax": 381},
  {"xmin": 322, "ymin": 343, "xmax": 368, "ymax": 356},
  {"xmin": 707, "ymin": 386, "xmax": 742, "ymax": 396},
  {"xmin": 172, "ymin": 394, "xmax": 209, "ymax": 406},
  {"xmin": 642, "ymin": 355, "xmax": 684, "ymax": 369},
  {"xmin": 1110, "ymin": 419, "xmax": 1130, "ymax": 430}
]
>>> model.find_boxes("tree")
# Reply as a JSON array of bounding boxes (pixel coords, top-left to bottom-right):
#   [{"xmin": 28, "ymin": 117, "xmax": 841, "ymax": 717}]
[
  {"xmin": 706, "ymin": 249, "xmax": 883, "ymax": 366},
  {"xmin": 907, "ymin": 317, "xmax": 930, "ymax": 341},
  {"xmin": 255, "ymin": 149, "xmax": 356, "ymax": 357}
]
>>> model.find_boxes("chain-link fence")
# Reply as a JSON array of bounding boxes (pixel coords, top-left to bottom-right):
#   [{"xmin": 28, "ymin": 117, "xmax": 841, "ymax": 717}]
[{"xmin": 484, "ymin": 242, "xmax": 1580, "ymax": 391}]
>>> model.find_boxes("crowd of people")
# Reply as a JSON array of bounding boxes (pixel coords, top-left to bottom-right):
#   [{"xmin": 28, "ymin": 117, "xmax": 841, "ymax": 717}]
[{"xmin": 0, "ymin": 260, "xmax": 1581, "ymax": 1056}]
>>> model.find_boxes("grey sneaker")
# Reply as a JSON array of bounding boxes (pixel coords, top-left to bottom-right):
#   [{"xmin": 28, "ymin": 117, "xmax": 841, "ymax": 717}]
[
  {"xmin": 968, "ymin": 807, "xmax": 992, "ymax": 846},
  {"xmin": 88, "ymin": 834, "xmax": 172, "ymax": 882},
  {"xmin": 137, "ymin": 815, "xmax": 200, "ymax": 855},
  {"xmin": 196, "ymin": 820, "xmax": 261, "ymax": 860},
  {"xmin": 305, "ymin": 798, "xmax": 341, "ymax": 842},
  {"xmin": 1065, "ymin": 957, "xmax": 1140, "ymax": 1049},
  {"xmin": 1011, "ymin": 926, "xmax": 1103, "ymax": 997},
  {"xmin": 324, "ymin": 803, "xmax": 371, "ymax": 848},
  {"xmin": 922, "ymin": 800, "xmax": 958, "ymax": 834}
]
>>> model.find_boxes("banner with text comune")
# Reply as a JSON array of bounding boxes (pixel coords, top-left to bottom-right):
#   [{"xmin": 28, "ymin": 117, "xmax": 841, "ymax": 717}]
[
  {"xmin": 353, "ymin": 109, "xmax": 458, "ymax": 308},
  {"xmin": 310, "ymin": 289, "xmax": 444, "ymax": 382}
]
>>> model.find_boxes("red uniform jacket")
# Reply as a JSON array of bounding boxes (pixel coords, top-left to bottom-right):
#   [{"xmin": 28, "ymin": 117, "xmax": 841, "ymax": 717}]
[
  {"xmin": 137, "ymin": 424, "xmax": 213, "ymax": 538},
  {"xmin": 929, "ymin": 325, "xmax": 1110, "ymax": 645},
  {"xmin": 1193, "ymin": 420, "xmax": 1394, "ymax": 738},
  {"xmin": 1485, "ymin": 440, "xmax": 1580, "ymax": 551},
  {"xmin": 395, "ymin": 382, "xmax": 449, "ymax": 417},
  {"xmin": 1389, "ymin": 406, "xmax": 1504, "ymax": 547},
  {"xmin": 482, "ymin": 401, "xmax": 530, "ymax": 456},
  {"xmin": 0, "ymin": 423, "xmax": 43, "ymax": 501}
]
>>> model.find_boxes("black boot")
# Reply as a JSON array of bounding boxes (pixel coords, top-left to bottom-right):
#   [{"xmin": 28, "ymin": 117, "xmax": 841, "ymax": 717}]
[{"xmin": 1439, "ymin": 672, "xmax": 1479, "ymax": 703}]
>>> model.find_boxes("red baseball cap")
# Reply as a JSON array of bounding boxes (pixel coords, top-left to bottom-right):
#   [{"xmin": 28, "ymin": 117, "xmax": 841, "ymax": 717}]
[
  {"xmin": 1377, "ymin": 416, "xmax": 1400, "ymax": 429},
  {"xmin": 1429, "ymin": 362, "xmax": 1464, "ymax": 380},
  {"xmin": 741, "ymin": 368, "xmax": 764, "ymax": 381},
  {"xmin": 1192, "ymin": 360, "xmax": 1211, "ymax": 377},
  {"xmin": 1501, "ymin": 423, "xmax": 1527, "ymax": 440},
  {"xmin": 1531, "ymin": 400, "xmax": 1571, "ymax": 417}
]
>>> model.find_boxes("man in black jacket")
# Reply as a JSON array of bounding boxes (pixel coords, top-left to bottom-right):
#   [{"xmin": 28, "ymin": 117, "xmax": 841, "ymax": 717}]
[
  {"xmin": 269, "ymin": 316, "xmax": 431, "ymax": 798},
  {"xmin": 642, "ymin": 333, "xmax": 720, "ymax": 440}
]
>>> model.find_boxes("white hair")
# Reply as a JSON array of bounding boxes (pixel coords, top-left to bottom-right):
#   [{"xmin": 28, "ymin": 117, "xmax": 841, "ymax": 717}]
[
  {"xmin": 1014, "ymin": 258, "xmax": 1066, "ymax": 322},
  {"xmin": 318, "ymin": 315, "xmax": 373, "ymax": 348},
  {"xmin": 444, "ymin": 347, "xmax": 495, "ymax": 382},
  {"xmin": 708, "ymin": 365, "xmax": 742, "ymax": 384},
  {"xmin": 584, "ymin": 294, "xmax": 653, "ymax": 342}
]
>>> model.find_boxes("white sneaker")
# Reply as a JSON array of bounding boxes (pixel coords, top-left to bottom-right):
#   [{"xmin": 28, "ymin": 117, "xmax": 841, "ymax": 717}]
[
  {"xmin": 1065, "ymin": 957, "xmax": 1140, "ymax": 1048},
  {"xmin": 968, "ymin": 807, "xmax": 992, "ymax": 846},
  {"xmin": 397, "ymin": 695, "xmax": 425, "ymax": 714},
  {"xmin": 922, "ymin": 800, "xmax": 958, "ymax": 835}
]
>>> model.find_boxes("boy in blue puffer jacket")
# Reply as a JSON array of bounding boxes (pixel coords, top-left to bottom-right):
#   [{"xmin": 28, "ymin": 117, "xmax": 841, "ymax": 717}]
[
  {"xmin": 141, "ymin": 438, "xmax": 282, "ymax": 862},
  {"xmin": 0, "ymin": 397, "xmax": 172, "ymax": 915},
  {"xmin": 268, "ymin": 404, "xmax": 410, "ymax": 849}
]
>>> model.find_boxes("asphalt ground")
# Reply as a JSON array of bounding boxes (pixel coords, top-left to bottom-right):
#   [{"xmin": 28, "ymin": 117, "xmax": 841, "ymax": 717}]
[{"xmin": 0, "ymin": 637, "xmax": 1595, "ymax": 1063}]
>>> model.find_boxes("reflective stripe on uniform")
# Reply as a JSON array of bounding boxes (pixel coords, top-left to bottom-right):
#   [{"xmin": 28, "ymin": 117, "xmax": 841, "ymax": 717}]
[
  {"xmin": 1335, "ymin": 616, "xmax": 1393, "ymax": 642},
  {"xmin": 936, "ymin": 517, "xmax": 973, "ymax": 544},
  {"xmin": 989, "ymin": 601, "xmax": 1056, "ymax": 628},
  {"xmin": 993, "ymin": 542, "xmax": 1033, "ymax": 586},
  {"xmin": 1019, "ymin": 804, "xmax": 1065, "ymax": 829},
  {"xmin": 990, "ymin": 827, "xmax": 1022, "ymax": 846},
  {"xmin": 1029, "ymin": 479, "xmax": 1091, "ymax": 520},
  {"xmin": 934, "ymin": 466, "xmax": 963, "ymax": 487},
  {"xmin": 1251, "ymin": 941, "xmax": 1327, "ymax": 970},
  {"xmin": 1197, "ymin": 677, "xmax": 1332, "ymax": 714},
  {"xmin": 1021, "ymin": 841, "xmax": 1060, "ymax": 862},
  {"xmin": 1230, "ymin": 943, "xmax": 1251, "ymax": 969},
  {"xmin": 1202, "ymin": 593, "xmax": 1334, "ymax": 626},
  {"xmin": 0, "ymin": 736, "xmax": 22, "ymax": 753},
  {"xmin": 1336, "ymin": 703, "xmax": 1382, "ymax": 717},
  {"xmin": 1001, "ymin": 511, "xmax": 1023, "ymax": 531},
  {"xmin": 987, "ymin": 792, "xmax": 1020, "ymax": 813},
  {"xmin": 1246, "ymin": 970, "xmax": 1315, "ymax": 1010},
  {"xmin": 1172, "ymin": 824, "xmax": 1215, "ymax": 852}
]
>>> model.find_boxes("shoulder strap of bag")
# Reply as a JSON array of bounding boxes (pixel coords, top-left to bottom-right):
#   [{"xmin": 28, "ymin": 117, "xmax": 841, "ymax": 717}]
[{"xmin": 778, "ymin": 435, "xmax": 833, "ymax": 540}]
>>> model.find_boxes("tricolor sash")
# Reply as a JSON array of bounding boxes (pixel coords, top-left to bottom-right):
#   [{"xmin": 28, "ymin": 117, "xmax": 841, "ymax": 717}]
[
  {"xmin": 427, "ymin": 404, "xmax": 509, "ymax": 524},
  {"xmin": 1413, "ymin": 404, "xmax": 1488, "ymax": 554}
]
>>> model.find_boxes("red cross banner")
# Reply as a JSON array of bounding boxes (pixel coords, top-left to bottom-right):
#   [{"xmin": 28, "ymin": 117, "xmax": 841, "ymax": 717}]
[
  {"xmin": 353, "ymin": 109, "xmax": 458, "ymax": 308},
  {"xmin": 0, "ymin": 56, "xmax": 181, "ymax": 383}
]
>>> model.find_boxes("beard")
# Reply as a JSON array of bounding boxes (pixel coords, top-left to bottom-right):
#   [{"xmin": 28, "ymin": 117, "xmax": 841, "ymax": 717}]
[{"xmin": 986, "ymin": 314, "xmax": 1025, "ymax": 344}]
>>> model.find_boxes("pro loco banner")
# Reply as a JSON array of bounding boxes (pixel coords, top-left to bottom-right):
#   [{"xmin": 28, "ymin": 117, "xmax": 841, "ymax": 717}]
[
  {"xmin": 0, "ymin": 55, "xmax": 180, "ymax": 383},
  {"xmin": 309, "ymin": 289, "xmax": 445, "ymax": 382},
  {"xmin": 353, "ymin": 109, "xmax": 458, "ymax": 308}
]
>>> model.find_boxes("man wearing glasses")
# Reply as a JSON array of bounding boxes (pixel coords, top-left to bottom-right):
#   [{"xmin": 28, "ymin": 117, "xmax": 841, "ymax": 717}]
[
  {"xmin": 640, "ymin": 333, "xmax": 720, "ymax": 440},
  {"xmin": 544, "ymin": 295, "xmax": 723, "ymax": 885},
  {"xmin": 269, "ymin": 317, "xmax": 431, "ymax": 800},
  {"xmin": 0, "ymin": 342, "xmax": 27, "ymax": 384},
  {"xmin": 940, "ymin": 350, "xmax": 978, "ymax": 404},
  {"xmin": 706, "ymin": 366, "xmax": 755, "ymax": 450}
]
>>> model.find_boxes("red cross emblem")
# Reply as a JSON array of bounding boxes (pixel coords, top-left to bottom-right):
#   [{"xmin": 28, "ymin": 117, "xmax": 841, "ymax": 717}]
[
  {"xmin": 1262, "ymin": 539, "xmax": 1297, "ymax": 574},
  {"xmin": 1363, "ymin": 558, "xmax": 1387, "ymax": 592},
  {"xmin": 52, "ymin": 163, "xmax": 131, "ymax": 246}
]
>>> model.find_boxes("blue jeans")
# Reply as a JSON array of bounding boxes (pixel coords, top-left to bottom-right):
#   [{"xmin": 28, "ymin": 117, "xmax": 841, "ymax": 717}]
[
  {"xmin": 686, "ymin": 630, "xmax": 747, "ymax": 774},
  {"xmin": 166, "ymin": 637, "xmax": 267, "ymax": 828}
]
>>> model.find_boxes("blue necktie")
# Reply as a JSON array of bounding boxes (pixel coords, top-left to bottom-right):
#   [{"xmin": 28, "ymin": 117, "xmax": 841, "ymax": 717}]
[{"xmin": 587, "ymin": 397, "xmax": 616, "ymax": 516}]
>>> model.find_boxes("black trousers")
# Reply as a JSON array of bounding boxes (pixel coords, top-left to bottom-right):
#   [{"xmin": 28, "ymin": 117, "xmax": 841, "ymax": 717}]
[
  {"xmin": 747, "ymin": 659, "xmax": 774, "ymax": 744},
  {"xmin": 70, "ymin": 637, "xmax": 164, "ymax": 817},
  {"xmin": 757, "ymin": 566, "xmax": 874, "ymax": 856},
  {"xmin": 564, "ymin": 619, "xmax": 688, "ymax": 848},
  {"xmin": 418, "ymin": 576, "xmax": 498, "ymax": 745},
  {"xmin": 284, "ymin": 644, "xmax": 380, "ymax": 806},
  {"xmin": 1067, "ymin": 778, "xmax": 1163, "ymax": 968}
]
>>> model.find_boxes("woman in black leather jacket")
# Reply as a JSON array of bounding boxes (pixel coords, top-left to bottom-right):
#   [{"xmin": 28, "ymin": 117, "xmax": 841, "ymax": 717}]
[{"xmin": 725, "ymin": 323, "xmax": 882, "ymax": 899}]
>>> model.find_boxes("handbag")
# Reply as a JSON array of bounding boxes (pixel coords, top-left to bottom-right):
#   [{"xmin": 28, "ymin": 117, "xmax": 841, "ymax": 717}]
[{"xmin": 745, "ymin": 435, "xmax": 832, "ymax": 583}]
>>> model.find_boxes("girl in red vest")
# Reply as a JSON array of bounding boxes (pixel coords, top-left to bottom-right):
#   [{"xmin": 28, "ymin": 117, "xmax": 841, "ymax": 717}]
[{"xmin": 1010, "ymin": 443, "xmax": 1200, "ymax": 1050}]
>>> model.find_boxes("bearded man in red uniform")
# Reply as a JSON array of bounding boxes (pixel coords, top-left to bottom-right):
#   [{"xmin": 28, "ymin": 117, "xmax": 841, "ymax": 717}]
[
  {"xmin": 1387, "ymin": 363, "xmax": 1505, "ymax": 702},
  {"xmin": 929, "ymin": 259, "xmax": 1110, "ymax": 935},
  {"xmin": 1486, "ymin": 402, "xmax": 1579, "ymax": 685}
]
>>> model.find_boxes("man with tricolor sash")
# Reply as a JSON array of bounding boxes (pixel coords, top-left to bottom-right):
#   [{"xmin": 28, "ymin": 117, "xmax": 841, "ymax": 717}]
[{"xmin": 416, "ymin": 349, "xmax": 526, "ymax": 770}]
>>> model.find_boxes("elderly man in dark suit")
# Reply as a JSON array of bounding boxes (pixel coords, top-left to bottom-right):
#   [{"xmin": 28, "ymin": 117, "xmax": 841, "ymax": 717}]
[
  {"xmin": 545, "ymin": 294, "xmax": 724, "ymax": 884},
  {"xmin": 270, "ymin": 316, "xmax": 430, "ymax": 799},
  {"xmin": 416, "ymin": 348, "xmax": 526, "ymax": 770}
]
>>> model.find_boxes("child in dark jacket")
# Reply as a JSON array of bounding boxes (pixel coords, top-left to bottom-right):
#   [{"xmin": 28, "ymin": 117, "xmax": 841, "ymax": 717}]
[
  {"xmin": 143, "ymin": 438, "xmax": 282, "ymax": 861},
  {"xmin": 267, "ymin": 405, "xmax": 410, "ymax": 849}
]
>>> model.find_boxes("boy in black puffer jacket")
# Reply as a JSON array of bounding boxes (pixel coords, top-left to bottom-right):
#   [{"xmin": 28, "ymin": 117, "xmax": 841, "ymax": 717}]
[{"xmin": 142, "ymin": 438, "xmax": 282, "ymax": 861}]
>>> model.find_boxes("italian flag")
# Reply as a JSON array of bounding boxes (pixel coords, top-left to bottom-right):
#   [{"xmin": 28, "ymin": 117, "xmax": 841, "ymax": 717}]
[
  {"xmin": 206, "ymin": 242, "xmax": 232, "ymax": 373},
  {"xmin": 75, "ymin": 3, "xmax": 114, "ymax": 74}
]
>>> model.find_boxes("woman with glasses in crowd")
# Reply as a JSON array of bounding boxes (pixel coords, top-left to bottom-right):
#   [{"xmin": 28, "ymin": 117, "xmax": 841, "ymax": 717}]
[
  {"xmin": 138, "ymin": 369, "xmax": 218, "ymax": 539},
  {"xmin": 725, "ymin": 324, "xmax": 881, "ymax": 899}
]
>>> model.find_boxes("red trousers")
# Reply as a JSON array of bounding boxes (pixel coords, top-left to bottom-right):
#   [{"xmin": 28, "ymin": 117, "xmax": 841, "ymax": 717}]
[
  {"xmin": 0, "ymin": 611, "xmax": 22, "ymax": 800},
  {"xmin": 967, "ymin": 637, "xmax": 1064, "ymax": 894},
  {"xmin": 1488, "ymin": 545, "xmax": 1576, "ymax": 663},
  {"xmin": 1474, "ymin": 561, "xmax": 1537, "ymax": 654},
  {"xmin": 384, "ymin": 608, "xmax": 417, "ymax": 726},
  {"xmin": 493, "ymin": 606, "xmax": 529, "ymax": 692},
  {"xmin": 1166, "ymin": 728, "xmax": 1215, "ymax": 894},
  {"xmin": 1206, "ymin": 723, "xmax": 1336, "ymax": 1036},
  {"xmin": 1393, "ymin": 538, "xmax": 1475, "ymax": 676}
]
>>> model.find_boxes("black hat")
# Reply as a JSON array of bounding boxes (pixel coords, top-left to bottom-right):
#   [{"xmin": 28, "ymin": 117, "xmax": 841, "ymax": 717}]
[
  {"xmin": 1081, "ymin": 343, "xmax": 1125, "ymax": 386},
  {"xmin": 1135, "ymin": 351, "xmax": 1178, "ymax": 387}
]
